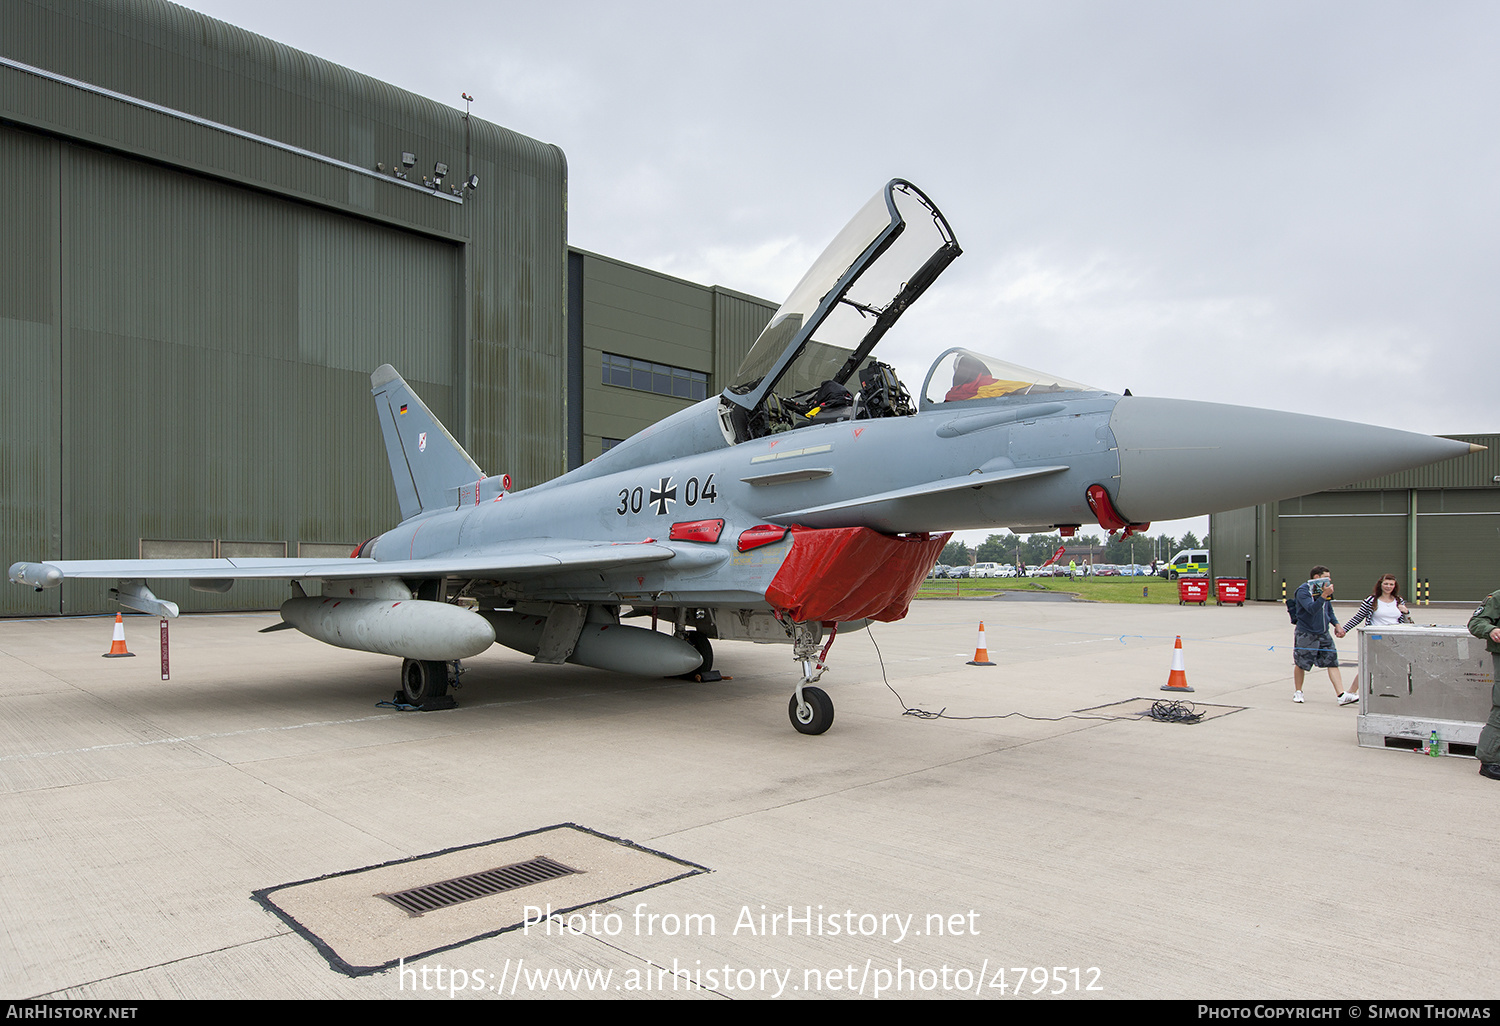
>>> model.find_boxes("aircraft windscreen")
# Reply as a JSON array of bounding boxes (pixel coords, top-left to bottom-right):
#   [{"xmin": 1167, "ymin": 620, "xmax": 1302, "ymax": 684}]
[
  {"xmin": 920, "ymin": 348, "xmax": 1097, "ymax": 407},
  {"xmin": 726, "ymin": 182, "xmax": 958, "ymax": 409}
]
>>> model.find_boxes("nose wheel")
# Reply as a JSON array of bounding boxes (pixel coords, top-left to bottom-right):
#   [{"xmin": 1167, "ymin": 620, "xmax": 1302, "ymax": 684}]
[{"xmin": 789, "ymin": 685, "xmax": 834, "ymax": 735}]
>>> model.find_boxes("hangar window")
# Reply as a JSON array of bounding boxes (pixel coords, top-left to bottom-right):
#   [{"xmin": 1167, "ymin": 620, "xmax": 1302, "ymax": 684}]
[{"xmin": 602, "ymin": 353, "xmax": 708, "ymax": 400}]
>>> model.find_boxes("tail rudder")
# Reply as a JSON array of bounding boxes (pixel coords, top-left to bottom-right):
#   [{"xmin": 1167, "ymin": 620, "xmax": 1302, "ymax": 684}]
[{"xmin": 370, "ymin": 365, "xmax": 481, "ymax": 521}]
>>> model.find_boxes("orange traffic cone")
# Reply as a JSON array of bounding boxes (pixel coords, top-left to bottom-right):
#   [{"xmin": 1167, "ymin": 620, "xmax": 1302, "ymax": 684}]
[
  {"xmin": 1161, "ymin": 635, "xmax": 1193, "ymax": 692},
  {"xmin": 102, "ymin": 613, "xmax": 135, "ymax": 658},
  {"xmin": 967, "ymin": 621, "xmax": 996, "ymax": 666}
]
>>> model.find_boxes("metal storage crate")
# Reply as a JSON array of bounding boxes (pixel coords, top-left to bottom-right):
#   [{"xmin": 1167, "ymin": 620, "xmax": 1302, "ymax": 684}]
[{"xmin": 1356, "ymin": 625, "xmax": 1493, "ymax": 756}]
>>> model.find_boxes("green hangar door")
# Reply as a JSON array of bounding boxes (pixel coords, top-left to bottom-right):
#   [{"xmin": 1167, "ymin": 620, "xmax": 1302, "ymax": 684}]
[
  {"xmin": 1274, "ymin": 492, "xmax": 1410, "ymax": 595},
  {"xmin": 1275, "ymin": 490, "xmax": 1499, "ymax": 601},
  {"xmin": 1, "ymin": 128, "xmax": 464, "ymax": 615}
]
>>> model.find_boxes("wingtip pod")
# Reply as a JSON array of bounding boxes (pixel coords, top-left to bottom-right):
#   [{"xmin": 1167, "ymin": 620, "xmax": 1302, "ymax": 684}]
[
  {"xmin": 9, "ymin": 562, "xmax": 63, "ymax": 589},
  {"xmin": 1110, "ymin": 398, "xmax": 1478, "ymax": 523}
]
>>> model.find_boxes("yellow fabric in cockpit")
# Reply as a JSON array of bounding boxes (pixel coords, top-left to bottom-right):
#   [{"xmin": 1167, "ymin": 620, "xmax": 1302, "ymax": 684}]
[{"xmin": 973, "ymin": 379, "xmax": 1031, "ymax": 397}]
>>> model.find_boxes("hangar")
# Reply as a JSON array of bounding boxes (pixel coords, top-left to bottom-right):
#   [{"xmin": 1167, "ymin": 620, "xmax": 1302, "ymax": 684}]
[
  {"xmin": 1209, "ymin": 434, "xmax": 1499, "ymax": 604},
  {"xmin": 0, "ymin": 0, "xmax": 773, "ymax": 616}
]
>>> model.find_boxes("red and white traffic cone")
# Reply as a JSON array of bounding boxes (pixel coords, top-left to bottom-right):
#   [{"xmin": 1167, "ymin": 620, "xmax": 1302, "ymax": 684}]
[
  {"xmin": 967, "ymin": 621, "xmax": 996, "ymax": 666},
  {"xmin": 1161, "ymin": 635, "xmax": 1193, "ymax": 692},
  {"xmin": 102, "ymin": 613, "xmax": 135, "ymax": 658}
]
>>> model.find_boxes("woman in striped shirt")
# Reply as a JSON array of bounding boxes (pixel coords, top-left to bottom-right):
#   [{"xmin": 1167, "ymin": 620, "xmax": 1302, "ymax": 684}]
[{"xmin": 1343, "ymin": 574, "xmax": 1413, "ymax": 632}]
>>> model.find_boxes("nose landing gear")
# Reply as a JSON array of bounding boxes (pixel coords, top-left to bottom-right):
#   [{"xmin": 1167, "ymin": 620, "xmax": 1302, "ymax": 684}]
[{"xmin": 786, "ymin": 620, "xmax": 838, "ymax": 734}]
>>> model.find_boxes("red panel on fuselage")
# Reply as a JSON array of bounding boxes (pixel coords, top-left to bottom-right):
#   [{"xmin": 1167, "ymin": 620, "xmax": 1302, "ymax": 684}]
[{"xmin": 765, "ymin": 527, "xmax": 949, "ymax": 623}]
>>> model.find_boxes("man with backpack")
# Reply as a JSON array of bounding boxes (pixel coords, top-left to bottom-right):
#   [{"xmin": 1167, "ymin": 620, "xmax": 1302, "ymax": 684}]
[{"xmin": 1289, "ymin": 566, "xmax": 1358, "ymax": 706}]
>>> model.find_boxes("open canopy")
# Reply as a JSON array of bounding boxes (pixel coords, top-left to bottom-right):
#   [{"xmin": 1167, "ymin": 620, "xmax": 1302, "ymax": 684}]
[{"xmin": 720, "ymin": 180, "xmax": 961, "ymax": 441}]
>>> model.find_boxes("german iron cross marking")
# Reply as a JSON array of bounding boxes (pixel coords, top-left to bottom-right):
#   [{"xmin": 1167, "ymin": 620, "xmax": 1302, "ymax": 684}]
[{"xmin": 650, "ymin": 477, "xmax": 677, "ymax": 515}]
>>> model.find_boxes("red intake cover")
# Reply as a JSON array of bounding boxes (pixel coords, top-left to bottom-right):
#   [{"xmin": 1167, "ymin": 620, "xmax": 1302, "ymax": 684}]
[
  {"xmin": 765, "ymin": 526, "xmax": 950, "ymax": 623},
  {"xmin": 737, "ymin": 524, "xmax": 788, "ymax": 552},
  {"xmin": 1086, "ymin": 483, "xmax": 1128, "ymax": 532},
  {"xmin": 669, "ymin": 519, "xmax": 725, "ymax": 543}
]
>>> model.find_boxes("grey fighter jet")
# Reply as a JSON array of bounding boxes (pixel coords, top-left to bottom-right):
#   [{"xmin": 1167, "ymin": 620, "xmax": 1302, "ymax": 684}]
[{"xmin": 10, "ymin": 180, "xmax": 1479, "ymax": 734}]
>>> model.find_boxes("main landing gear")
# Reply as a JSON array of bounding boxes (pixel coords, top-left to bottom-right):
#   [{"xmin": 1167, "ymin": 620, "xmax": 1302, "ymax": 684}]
[
  {"xmin": 400, "ymin": 658, "xmax": 457, "ymax": 704},
  {"xmin": 674, "ymin": 630, "xmax": 722, "ymax": 682}
]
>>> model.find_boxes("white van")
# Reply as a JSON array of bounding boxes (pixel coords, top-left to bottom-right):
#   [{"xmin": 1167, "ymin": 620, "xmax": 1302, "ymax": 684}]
[
  {"xmin": 970, "ymin": 562, "xmax": 1001, "ymax": 578},
  {"xmin": 1159, "ymin": 549, "xmax": 1210, "ymax": 579}
]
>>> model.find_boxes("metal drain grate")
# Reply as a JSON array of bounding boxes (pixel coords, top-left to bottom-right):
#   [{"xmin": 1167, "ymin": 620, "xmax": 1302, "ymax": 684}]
[{"xmin": 378, "ymin": 856, "xmax": 582, "ymax": 917}]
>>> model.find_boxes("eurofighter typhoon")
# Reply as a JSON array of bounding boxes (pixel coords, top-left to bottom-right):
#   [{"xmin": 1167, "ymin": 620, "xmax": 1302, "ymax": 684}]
[{"xmin": 10, "ymin": 180, "xmax": 1478, "ymax": 733}]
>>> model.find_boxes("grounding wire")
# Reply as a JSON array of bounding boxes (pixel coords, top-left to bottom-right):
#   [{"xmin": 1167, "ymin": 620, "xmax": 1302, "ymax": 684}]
[{"xmin": 865, "ymin": 623, "xmax": 1148, "ymax": 725}]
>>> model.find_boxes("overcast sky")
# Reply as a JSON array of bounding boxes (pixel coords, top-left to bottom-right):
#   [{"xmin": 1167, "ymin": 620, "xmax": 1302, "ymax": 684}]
[{"xmin": 178, "ymin": 0, "xmax": 1500, "ymax": 546}]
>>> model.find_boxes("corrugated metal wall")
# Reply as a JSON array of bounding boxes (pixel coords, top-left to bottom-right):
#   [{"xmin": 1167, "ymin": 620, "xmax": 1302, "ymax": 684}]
[
  {"xmin": 1207, "ymin": 506, "xmax": 1257, "ymax": 591},
  {"xmin": 713, "ymin": 287, "xmax": 778, "ymax": 383},
  {"xmin": 2, "ymin": 125, "xmax": 465, "ymax": 614},
  {"xmin": 0, "ymin": 128, "xmax": 62, "ymax": 617},
  {"xmin": 0, "ymin": 0, "xmax": 567, "ymax": 615}
]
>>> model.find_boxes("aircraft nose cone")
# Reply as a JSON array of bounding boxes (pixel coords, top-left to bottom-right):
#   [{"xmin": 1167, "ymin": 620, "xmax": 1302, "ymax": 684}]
[{"xmin": 1109, "ymin": 397, "xmax": 1476, "ymax": 523}]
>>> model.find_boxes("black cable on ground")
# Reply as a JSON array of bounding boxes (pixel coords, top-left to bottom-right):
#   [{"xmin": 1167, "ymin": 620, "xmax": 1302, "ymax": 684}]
[
  {"xmin": 866, "ymin": 625, "xmax": 1136, "ymax": 724},
  {"xmin": 1146, "ymin": 699, "xmax": 1204, "ymax": 723}
]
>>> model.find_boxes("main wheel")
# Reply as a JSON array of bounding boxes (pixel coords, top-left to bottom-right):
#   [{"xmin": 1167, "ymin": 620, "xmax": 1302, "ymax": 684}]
[
  {"xmin": 672, "ymin": 630, "xmax": 715, "ymax": 680},
  {"xmin": 686, "ymin": 631, "xmax": 713, "ymax": 672},
  {"xmin": 789, "ymin": 686, "xmax": 834, "ymax": 735},
  {"xmin": 401, "ymin": 658, "xmax": 449, "ymax": 703}
]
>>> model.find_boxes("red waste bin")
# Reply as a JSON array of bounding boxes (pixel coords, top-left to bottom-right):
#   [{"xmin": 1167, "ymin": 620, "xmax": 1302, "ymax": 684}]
[
  {"xmin": 1215, "ymin": 578, "xmax": 1247, "ymax": 606},
  {"xmin": 1177, "ymin": 577, "xmax": 1210, "ymax": 605}
]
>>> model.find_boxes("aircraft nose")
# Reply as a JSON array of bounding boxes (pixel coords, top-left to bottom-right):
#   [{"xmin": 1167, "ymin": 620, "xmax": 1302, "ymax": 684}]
[{"xmin": 1108, "ymin": 397, "xmax": 1479, "ymax": 523}]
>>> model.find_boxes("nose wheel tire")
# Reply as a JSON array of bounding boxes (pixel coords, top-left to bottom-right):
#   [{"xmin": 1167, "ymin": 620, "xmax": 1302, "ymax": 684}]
[
  {"xmin": 401, "ymin": 658, "xmax": 450, "ymax": 703},
  {"xmin": 789, "ymin": 686, "xmax": 834, "ymax": 735}
]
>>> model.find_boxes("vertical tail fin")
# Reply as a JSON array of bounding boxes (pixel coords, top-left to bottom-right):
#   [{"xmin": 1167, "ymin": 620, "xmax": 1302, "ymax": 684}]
[{"xmin": 370, "ymin": 365, "xmax": 482, "ymax": 521}]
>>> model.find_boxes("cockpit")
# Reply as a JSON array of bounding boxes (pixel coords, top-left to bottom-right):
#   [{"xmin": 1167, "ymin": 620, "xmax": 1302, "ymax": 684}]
[
  {"xmin": 917, "ymin": 348, "xmax": 1097, "ymax": 410},
  {"xmin": 718, "ymin": 180, "xmax": 1103, "ymax": 444},
  {"xmin": 718, "ymin": 180, "xmax": 960, "ymax": 443}
]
